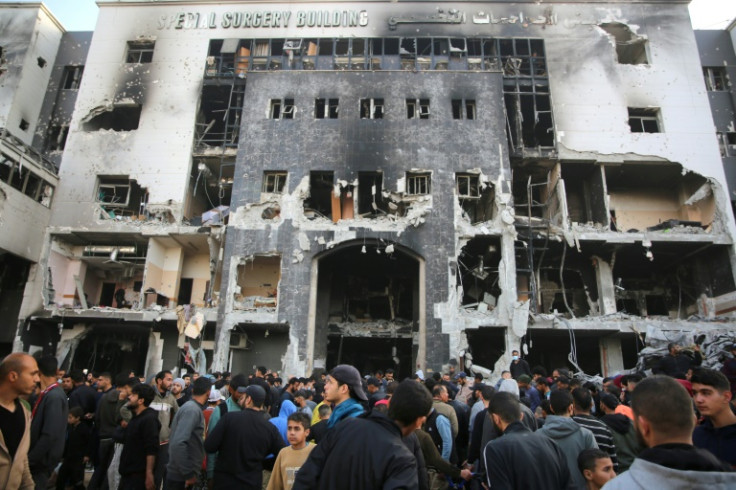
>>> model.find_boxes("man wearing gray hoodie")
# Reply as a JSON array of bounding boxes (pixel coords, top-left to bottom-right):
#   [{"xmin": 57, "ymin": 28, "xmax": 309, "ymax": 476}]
[{"xmin": 539, "ymin": 389, "xmax": 598, "ymax": 489}]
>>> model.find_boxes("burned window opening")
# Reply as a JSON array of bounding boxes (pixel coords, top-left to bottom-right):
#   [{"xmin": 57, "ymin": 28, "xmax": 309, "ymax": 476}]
[
  {"xmin": 270, "ymin": 98, "xmax": 295, "ymax": 119},
  {"xmin": 126, "ymin": 40, "xmax": 155, "ymax": 63},
  {"xmin": 456, "ymin": 173, "xmax": 494, "ymax": 224},
  {"xmin": 45, "ymin": 125, "xmax": 69, "ymax": 152},
  {"xmin": 196, "ymin": 83, "xmax": 244, "ymax": 149},
  {"xmin": 262, "ymin": 171, "xmax": 287, "ymax": 194},
  {"xmin": 611, "ymin": 243, "xmax": 735, "ymax": 319},
  {"xmin": 0, "ymin": 152, "xmax": 54, "ymax": 206},
  {"xmin": 628, "ymin": 108, "xmax": 661, "ymax": 133},
  {"xmin": 598, "ymin": 23, "xmax": 648, "ymax": 65},
  {"xmin": 703, "ymin": 67, "xmax": 729, "ymax": 91},
  {"xmin": 234, "ymin": 255, "xmax": 281, "ymax": 310},
  {"xmin": 61, "ymin": 65, "xmax": 84, "ymax": 90},
  {"xmin": 304, "ymin": 171, "xmax": 334, "ymax": 219},
  {"xmin": 452, "ymin": 99, "xmax": 475, "ymax": 120},
  {"xmin": 37, "ymin": 57, "xmax": 46, "ymax": 68},
  {"xmin": 561, "ymin": 163, "xmax": 608, "ymax": 227},
  {"xmin": 358, "ymin": 172, "xmax": 388, "ymax": 216},
  {"xmin": 315, "ymin": 98, "xmax": 339, "ymax": 119},
  {"xmin": 83, "ymin": 105, "xmax": 141, "ymax": 131},
  {"xmin": 406, "ymin": 172, "xmax": 431, "ymax": 196},
  {"xmin": 457, "ymin": 237, "xmax": 502, "ymax": 309},
  {"xmin": 360, "ymin": 98, "xmax": 383, "ymax": 119},
  {"xmin": 605, "ymin": 163, "xmax": 713, "ymax": 233},
  {"xmin": 190, "ymin": 157, "xmax": 234, "ymax": 213},
  {"xmin": 96, "ymin": 176, "xmax": 148, "ymax": 218},
  {"xmin": 406, "ymin": 99, "xmax": 430, "ymax": 119},
  {"xmin": 504, "ymin": 91, "xmax": 554, "ymax": 150},
  {"xmin": 19, "ymin": 119, "xmax": 29, "ymax": 131},
  {"xmin": 515, "ymin": 241, "xmax": 598, "ymax": 318}
]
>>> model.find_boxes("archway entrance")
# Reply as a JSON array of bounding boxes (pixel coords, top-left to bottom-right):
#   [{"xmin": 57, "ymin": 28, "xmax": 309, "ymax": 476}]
[{"xmin": 307, "ymin": 240, "xmax": 424, "ymax": 378}]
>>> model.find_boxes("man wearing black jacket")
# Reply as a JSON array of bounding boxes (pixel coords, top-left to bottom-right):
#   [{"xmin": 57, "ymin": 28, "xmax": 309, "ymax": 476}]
[
  {"xmin": 29, "ymin": 356, "xmax": 68, "ymax": 490},
  {"xmin": 483, "ymin": 392, "xmax": 573, "ymax": 490},
  {"xmin": 204, "ymin": 385, "xmax": 285, "ymax": 489},
  {"xmin": 293, "ymin": 379, "xmax": 432, "ymax": 490},
  {"xmin": 88, "ymin": 373, "xmax": 126, "ymax": 490},
  {"xmin": 119, "ymin": 384, "xmax": 161, "ymax": 490}
]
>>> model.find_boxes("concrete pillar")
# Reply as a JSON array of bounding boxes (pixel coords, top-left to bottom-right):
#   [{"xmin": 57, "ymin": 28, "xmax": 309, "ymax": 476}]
[
  {"xmin": 593, "ymin": 256, "xmax": 617, "ymax": 315},
  {"xmin": 600, "ymin": 336, "xmax": 624, "ymax": 376}
]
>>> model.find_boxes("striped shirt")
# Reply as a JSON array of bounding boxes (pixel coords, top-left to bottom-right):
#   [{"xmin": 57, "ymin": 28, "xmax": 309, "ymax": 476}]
[{"xmin": 573, "ymin": 414, "xmax": 619, "ymax": 471}]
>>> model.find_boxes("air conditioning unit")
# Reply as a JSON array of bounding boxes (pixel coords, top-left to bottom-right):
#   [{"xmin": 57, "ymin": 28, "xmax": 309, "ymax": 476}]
[{"xmin": 229, "ymin": 333, "xmax": 249, "ymax": 349}]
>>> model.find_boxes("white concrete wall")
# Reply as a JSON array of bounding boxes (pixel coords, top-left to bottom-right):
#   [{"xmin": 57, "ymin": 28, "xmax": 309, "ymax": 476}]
[{"xmin": 0, "ymin": 5, "xmax": 63, "ymax": 145}]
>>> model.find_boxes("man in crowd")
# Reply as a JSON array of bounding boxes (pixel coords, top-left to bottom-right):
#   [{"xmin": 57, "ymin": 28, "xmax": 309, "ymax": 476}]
[
  {"xmin": 602, "ymin": 375, "xmax": 732, "ymax": 489},
  {"xmin": 166, "ymin": 376, "xmax": 212, "ymax": 489},
  {"xmin": 518, "ymin": 374, "xmax": 541, "ymax": 413},
  {"xmin": 578, "ymin": 449, "xmax": 616, "ymax": 490},
  {"xmin": 539, "ymin": 390, "xmax": 598, "ymax": 490},
  {"xmin": 453, "ymin": 372, "xmax": 472, "ymax": 405},
  {"xmin": 151, "ymin": 370, "xmax": 178, "ymax": 488},
  {"xmin": 204, "ymin": 385, "xmax": 285, "ymax": 488},
  {"xmin": 205, "ymin": 373, "xmax": 248, "ymax": 481},
  {"xmin": 483, "ymin": 392, "xmax": 573, "ymax": 489},
  {"xmin": 0, "ymin": 353, "xmax": 38, "ymax": 489},
  {"xmin": 251, "ymin": 366, "xmax": 273, "ymax": 414},
  {"xmin": 171, "ymin": 378, "xmax": 189, "ymax": 407},
  {"xmin": 293, "ymin": 379, "xmax": 432, "ymax": 489},
  {"xmin": 654, "ymin": 343, "xmax": 694, "ymax": 378},
  {"xmin": 89, "ymin": 373, "xmax": 128, "ymax": 490},
  {"xmin": 365, "ymin": 377, "xmax": 385, "ymax": 410},
  {"xmin": 572, "ymin": 388, "xmax": 618, "ymax": 471},
  {"xmin": 509, "ymin": 350, "xmax": 531, "ymax": 380},
  {"xmin": 598, "ymin": 393, "xmax": 641, "ymax": 473},
  {"xmin": 28, "ymin": 356, "xmax": 68, "ymax": 490},
  {"xmin": 119, "ymin": 384, "xmax": 160, "ymax": 490},
  {"xmin": 323, "ymin": 365, "xmax": 366, "ymax": 428},
  {"xmin": 66, "ymin": 370, "xmax": 97, "ymax": 419},
  {"xmin": 690, "ymin": 368, "xmax": 736, "ymax": 467}
]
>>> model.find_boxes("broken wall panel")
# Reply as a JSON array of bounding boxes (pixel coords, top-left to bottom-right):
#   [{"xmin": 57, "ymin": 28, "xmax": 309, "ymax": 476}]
[
  {"xmin": 458, "ymin": 236, "xmax": 502, "ymax": 309},
  {"xmin": 234, "ymin": 255, "xmax": 281, "ymax": 310}
]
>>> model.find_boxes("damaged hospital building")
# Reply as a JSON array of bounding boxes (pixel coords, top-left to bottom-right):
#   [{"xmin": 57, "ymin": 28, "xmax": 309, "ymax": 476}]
[{"xmin": 2, "ymin": 0, "xmax": 736, "ymax": 379}]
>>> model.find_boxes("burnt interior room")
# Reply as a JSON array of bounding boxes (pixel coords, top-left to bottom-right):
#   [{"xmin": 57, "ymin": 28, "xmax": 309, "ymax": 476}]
[
  {"xmin": 457, "ymin": 236, "xmax": 502, "ymax": 307},
  {"xmin": 464, "ymin": 327, "xmax": 506, "ymax": 370},
  {"xmin": 326, "ymin": 337, "xmax": 413, "ymax": 378},
  {"xmin": 561, "ymin": 162, "xmax": 608, "ymax": 226},
  {"xmin": 515, "ymin": 241, "xmax": 598, "ymax": 318},
  {"xmin": 65, "ymin": 324, "xmax": 150, "ymax": 375},
  {"xmin": 511, "ymin": 161, "xmax": 557, "ymax": 220},
  {"xmin": 358, "ymin": 172, "xmax": 388, "ymax": 216},
  {"xmin": 317, "ymin": 242, "xmax": 419, "ymax": 370},
  {"xmin": 456, "ymin": 173, "xmax": 495, "ymax": 224},
  {"xmin": 605, "ymin": 163, "xmax": 714, "ymax": 233},
  {"xmin": 304, "ymin": 171, "xmax": 334, "ymax": 219},
  {"xmin": 523, "ymin": 330, "xmax": 641, "ymax": 376},
  {"xmin": 610, "ymin": 243, "xmax": 735, "ymax": 318}
]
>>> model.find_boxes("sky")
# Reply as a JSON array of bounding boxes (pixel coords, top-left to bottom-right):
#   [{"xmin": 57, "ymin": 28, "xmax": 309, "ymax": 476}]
[{"xmin": 3, "ymin": 0, "xmax": 736, "ymax": 31}]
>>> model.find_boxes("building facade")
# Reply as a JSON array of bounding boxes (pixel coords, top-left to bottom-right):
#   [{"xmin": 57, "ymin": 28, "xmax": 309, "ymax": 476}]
[{"xmin": 11, "ymin": 0, "xmax": 736, "ymax": 379}]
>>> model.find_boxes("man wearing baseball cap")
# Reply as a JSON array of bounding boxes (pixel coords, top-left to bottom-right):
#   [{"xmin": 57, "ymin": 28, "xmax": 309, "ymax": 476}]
[{"xmin": 323, "ymin": 364, "xmax": 367, "ymax": 428}]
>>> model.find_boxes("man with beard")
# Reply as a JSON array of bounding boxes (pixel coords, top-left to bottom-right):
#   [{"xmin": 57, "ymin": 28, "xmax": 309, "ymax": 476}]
[
  {"xmin": 602, "ymin": 376, "xmax": 733, "ymax": 489},
  {"xmin": 119, "ymin": 384, "xmax": 160, "ymax": 490},
  {"xmin": 482, "ymin": 392, "xmax": 573, "ymax": 489}
]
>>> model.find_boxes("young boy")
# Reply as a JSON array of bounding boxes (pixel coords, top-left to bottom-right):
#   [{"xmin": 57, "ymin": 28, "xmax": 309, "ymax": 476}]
[
  {"xmin": 267, "ymin": 412, "xmax": 315, "ymax": 490},
  {"xmin": 56, "ymin": 406, "xmax": 92, "ymax": 490},
  {"xmin": 577, "ymin": 448, "xmax": 616, "ymax": 490}
]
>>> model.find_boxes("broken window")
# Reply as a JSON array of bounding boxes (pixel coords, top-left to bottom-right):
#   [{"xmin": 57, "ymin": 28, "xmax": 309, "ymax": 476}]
[
  {"xmin": 598, "ymin": 23, "xmax": 648, "ymax": 65},
  {"xmin": 45, "ymin": 125, "xmax": 69, "ymax": 152},
  {"xmin": 37, "ymin": 57, "xmax": 46, "ymax": 68},
  {"xmin": 269, "ymin": 98, "xmax": 295, "ymax": 119},
  {"xmin": 304, "ymin": 171, "xmax": 334, "ymax": 219},
  {"xmin": 61, "ymin": 66, "xmax": 84, "ymax": 90},
  {"xmin": 315, "ymin": 98, "xmax": 339, "ymax": 119},
  {"xmin": 83, "ymin": 105, "xmax": 141, "ymax": 131},
  {"xmin": 703, "ymin": 67, "xmax": 729, "ymax": 91},
  {"xmin": 195, "ymin": 83, "xmax": 244, "ymax": 148},
  {"xmin": 360, "ymin": 98, "xmax": 384, "ymax": 119},
  {"xmin": 358, "ymin": 172, "xmax": 387, "ymax": 216},
  {"xmin": 628, "ymin": 108, "xmax": 661, "ymax": 133},
  {"xmin": 126, "ymin": 40, "xmax": 155, "ymax": 63},
  {"xmin": 406, "ymin": 99, "xmax": 430, "ymax": 119},
  {"xmin": 561, "ymin": 163, "xmax": 608, "ymax": 227},
  {"xmin": 0, "ymin": 152, "xmax": 54, "ymax": 206},
  {"xmin": 96, "ymin": 176, "xmax": 148, "ymax": 218},
  {"xmin": 19, "ymin": 119, "xmax": 29, "ymax": 131},
  {"xmin": 406, "ymin": 172, "xmax": 431, "ymax": 195},
  {"xmin": 234, "ymin": 255, "xmax": 281, "ymax": 310},
  {"xmin": 452, "ymin": 99, "xmax": 475, "ymax": 120},
  {"xmin": 457, "ymin": 237, "xmax": 502, "ymax": 308},
  {"xmin": 262, "ymin": 171, "xmax": 287, "ymax": 194},
  {"xmin": 456, "ymin": 173, "xmax": 494, "ymax": 223}
]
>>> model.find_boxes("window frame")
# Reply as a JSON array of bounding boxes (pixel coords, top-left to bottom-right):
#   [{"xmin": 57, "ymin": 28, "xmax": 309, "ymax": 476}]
[
  {"xmin": 406, "ymin": 172, "xmax": 431, "ymax": 195},
  {"xmin": 628, "ymin": 108, "xmax": 661, "ymax": 133},
  {"xmin": 126, "ymin": 40, "xmax": 155, "ymax": 64},
  {"xmin": 262, "ymin": 171, "xmax": 288, "ymax": 194}
]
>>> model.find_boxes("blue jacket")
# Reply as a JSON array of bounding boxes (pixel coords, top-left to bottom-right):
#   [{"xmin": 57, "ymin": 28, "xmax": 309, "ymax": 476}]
[{"xmin": 269, "ymin": 400, "xmax": 297, "ymax": 444}]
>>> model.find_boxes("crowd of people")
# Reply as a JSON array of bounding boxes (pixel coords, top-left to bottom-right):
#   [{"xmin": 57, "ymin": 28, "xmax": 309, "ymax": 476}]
[{"xmin": 0, "ymin": 340, "xmax": 734, "ymax": 490}]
